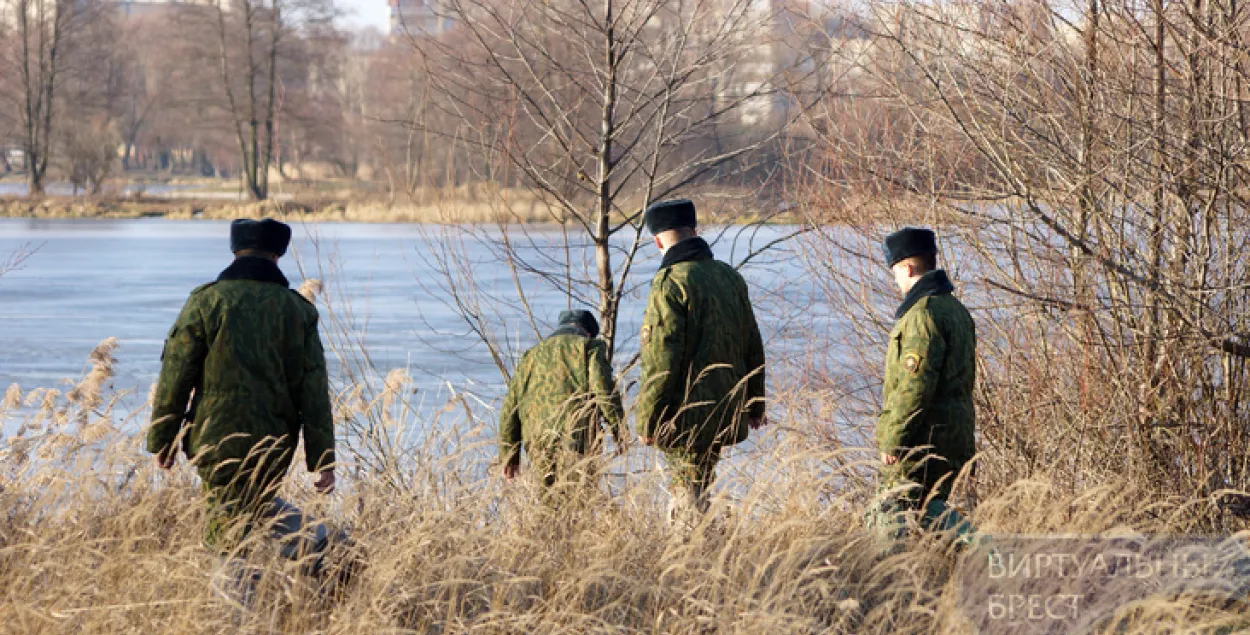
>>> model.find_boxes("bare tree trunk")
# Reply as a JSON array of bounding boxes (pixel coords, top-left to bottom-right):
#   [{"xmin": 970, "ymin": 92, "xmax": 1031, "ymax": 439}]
[
  {"xmin": 215, "ymin": 1, "xmax": 258, "ymax": 200},
  {"xmin": 1134, "ymin": 0, "xmax": 1169, "ymax": 478},
  {"xmin": 260, "ymin": 0, "xmax": 280, "ymax": 201},
  {"xmin": 245, "ymin": 3, "xmax": 261, "ymax": 200},
  {"xmin": 16, "ymin": 0, "xmax": 65, "ymax": 197},
  {"xmin": 595, "ymin": 0, "xmax": 619, "ymax": 358}
]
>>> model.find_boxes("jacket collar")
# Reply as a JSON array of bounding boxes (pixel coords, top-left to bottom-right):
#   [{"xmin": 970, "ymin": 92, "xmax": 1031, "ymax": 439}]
[
  {"xmin": 894, "ymin": 269, "xmax": 954, "ymax": 319},
  {"xmin": 217, "ymin": 256, "xmax": 290, "ymax": 288},
  {"xmin": 659, "ymin": 236, "xmax": 714, "ymax": 270}
]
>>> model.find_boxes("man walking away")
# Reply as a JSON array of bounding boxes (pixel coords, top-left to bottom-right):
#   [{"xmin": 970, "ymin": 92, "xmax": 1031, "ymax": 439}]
[
  {"xmin": 636, "ymin": 199, "xmax": 767, "ymax": 525},
  {"xmin": 146, "ymin": 218, "xmax": 346, "ymax": 604},
  {"xmin": 499, "ymin": 309, "xmax": 627, "ymax": 495}
]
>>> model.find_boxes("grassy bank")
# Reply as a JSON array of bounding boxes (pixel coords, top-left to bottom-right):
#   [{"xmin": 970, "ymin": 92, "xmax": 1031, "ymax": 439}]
[
  {"xmin": 0, "ymin": 195, "xmax": 566, "ymax": 225},
  {"xmin": 1, "ymin": 422, "xmax": 1246, "ymax": 634},
  {"xmin": 0, "ymin": 183, "xmax": 811, "ymax": 225}
]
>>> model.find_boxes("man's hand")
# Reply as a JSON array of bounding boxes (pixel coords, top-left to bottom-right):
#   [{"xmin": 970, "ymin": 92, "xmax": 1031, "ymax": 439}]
[
  {"xmin": 641, "ymin": 437, "xmax": 654, "ymax": 446},
  {"xmin": 313, "ymin": 469, "xmax": 336, "ymax": 494},
  {"xmin": 749, "ymin": 415, "xmax": 769, "ymax": 430},
  {"xmin": 881, "ymin": 453, "xmax": 898, "ymax": 466},
  {"xmin": 503, "ymin": 462, "xmax": 520, "ymax": 482},
  {"xmin": 155, "ymin": 449, "xmax": 176, "ymax": 471}
]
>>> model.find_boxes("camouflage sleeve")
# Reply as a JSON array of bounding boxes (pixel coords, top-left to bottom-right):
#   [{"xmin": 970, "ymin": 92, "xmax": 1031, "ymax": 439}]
[
  {"xmin": 876, "ymin": 309, "xmax": 946, "ymax": 456},
  {"xmin": 147, "ymin": 295, "xmax": 208, "ymax": 457},
  {"xmin": 744, "ymin": 291, "xmax": 766, "ymax": 421},
  {"xmin": 499, "ymin": 354, "xmax": 527, "ymax": 466},
  {"xmin": 297, "ymin": 310, "xmax": 336, "ymax": 472},
  {"xmin": 587, "ymin": 338, "xmax": 626, "ymax": 446},
  {"xmin": 637, "ymin": 274, "xmax": 687, "ymax": 439}
]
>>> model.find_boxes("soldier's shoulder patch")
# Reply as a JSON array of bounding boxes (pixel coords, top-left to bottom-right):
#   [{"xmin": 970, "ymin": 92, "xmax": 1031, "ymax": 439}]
[
  {"xmin": 641, "ymin": 324, "xmax": 652, "ymax": 344},
  {"xmin": 903, "ymin": 353, "xmax": 922, "ymax": 374}
]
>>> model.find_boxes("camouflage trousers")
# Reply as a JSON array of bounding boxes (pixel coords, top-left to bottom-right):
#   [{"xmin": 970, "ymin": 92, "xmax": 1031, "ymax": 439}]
[
  {"xmin": 203, "ymin": 479, "xmax": 282, "ymax": 551},
  {"xmin": 663, "ymin": 445, "xmax": 721, "ymax": 525},
  {"xmin": 864, "ymin": 474, "xmax": 976, "ymax": 546},
  {"xmin": 529, "ymin": 447, "xmax": 604, "ymax": 507},
  {"xmin": 209, "ymin": 497, "xmax": 353, "ymax": 610}
]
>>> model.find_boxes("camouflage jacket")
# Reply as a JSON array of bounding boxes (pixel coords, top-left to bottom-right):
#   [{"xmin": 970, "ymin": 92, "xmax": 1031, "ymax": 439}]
[
  {"xmin": 145, "ymin": 257, "xmax": 335, "ymax": 489},
  {"xmin": 637, "ymin": 238, "xmax": 766, "ymax": 452},
  {"xmin": 876, "ymin": 269, "xmax": 976, "ymax": 489},
  {"xmin": 499, "ymin": 328, "xmax": 626, "ymax": 465}
]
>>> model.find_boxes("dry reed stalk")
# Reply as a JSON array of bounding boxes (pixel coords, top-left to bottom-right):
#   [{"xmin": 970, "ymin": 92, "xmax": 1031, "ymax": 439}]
[{"xmin": 1, "ymin": 334, "xmax": 1246, "ymax": 635}]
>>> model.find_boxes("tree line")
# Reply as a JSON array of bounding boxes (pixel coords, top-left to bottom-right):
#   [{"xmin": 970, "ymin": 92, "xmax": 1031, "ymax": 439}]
[{"xmin": 0, "ymin": 0, "xmax": 830, "ymax": 202}]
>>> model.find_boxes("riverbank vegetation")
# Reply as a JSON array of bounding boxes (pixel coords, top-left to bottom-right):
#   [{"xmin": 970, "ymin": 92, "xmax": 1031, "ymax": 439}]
[
  {"xmin": 0, "ymin": 186, "xmax": 806, "ymax": 225},
  {"xmin": 0, "ymin": 193, "xmax": 563, "ymax": 224},
  {"xmin": 1, "ymin": 332, "xmax": 1247, "ymax": 634}
]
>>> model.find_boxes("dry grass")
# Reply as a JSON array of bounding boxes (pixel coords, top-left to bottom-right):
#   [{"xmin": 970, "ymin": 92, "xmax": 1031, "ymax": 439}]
[
  {"xmin": 2, "ymin": 337, "xmax": 1249, "ymax": 635},
  {"xmin": 0, "ymin": 184, "xmax": 801, "ymax": 225},
  {"xmin": 0, "ymin": 193, "xmax": 564, "ymax": 225}
]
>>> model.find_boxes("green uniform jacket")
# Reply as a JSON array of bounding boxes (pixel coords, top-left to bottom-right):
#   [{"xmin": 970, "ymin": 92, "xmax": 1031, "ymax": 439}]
[
  {"xmin": 876, "ymin": 269, "xmax": 976, "ymax": 493},
  {"xmin": 145, "ymin": 257, "xmax": 335, "ymax": 491},
  {"xmin": 499, "ymin": 328, "xmax": 625, "ymax": 465},
  {"xmin": 637, "ymin": 238, "xmax": 766, "ymax": 452}
]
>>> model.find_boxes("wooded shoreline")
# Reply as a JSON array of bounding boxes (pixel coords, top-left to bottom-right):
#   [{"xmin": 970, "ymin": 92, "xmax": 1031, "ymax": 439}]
[{"xmin": 0, "ymin": 194, "xmax": 813, "ymax": 226}]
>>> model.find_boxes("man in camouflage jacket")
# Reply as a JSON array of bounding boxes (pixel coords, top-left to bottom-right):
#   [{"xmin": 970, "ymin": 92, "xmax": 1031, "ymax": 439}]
[
  {"xmin": 499, "ymin": 309, "xmax": 626, "ymax": 488},
  {"xmin": 636, "ymin": 199, "xmax": 766, "ymax": 518},
  {"xmin": 873, "ymin": 227, "xmax": 976, "ymax": 535},
  {"xmin": 146, "ymin": 219, "xmax": 336, "ymax": 551}
]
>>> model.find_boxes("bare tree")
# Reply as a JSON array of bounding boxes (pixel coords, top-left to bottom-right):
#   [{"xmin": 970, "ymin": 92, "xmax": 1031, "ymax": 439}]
[
  {"xmin": 409, "ymin": 0, "xmax": 824, "ymax": 371},
  {"xmin": 361, "ymin": 41, "xmax": 465, "ymax": 199},
  {"xmin": 804, "ymin": 0, "xmax": 1250, "ymax": 494},
  {"xmin": 110, "ymin": 15, "xmax": 178, "ymax": 172},
  {"xmin": 177, "ymin": 0, "xmax": 337, "ymax": 200},
  {"xmin": 0, "ymin": 0, "xmax": 96, "ymax": 195},
  {"xmin": 61, "ymin": 115, "xmax": 119, "ymax": 194}
]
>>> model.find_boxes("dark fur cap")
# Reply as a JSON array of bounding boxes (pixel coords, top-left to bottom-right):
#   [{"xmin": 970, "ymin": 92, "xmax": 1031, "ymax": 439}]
[
  {"xmin": 883, "ymin": 227, "xmax": 937, "ymax": 267},
  {"xmin": 230, "ymin": 219, "xmax": 292, "ymax": 257},
  {"xmin": 645, "ymin": 199, "xmax": 697, "ymax": 235}
]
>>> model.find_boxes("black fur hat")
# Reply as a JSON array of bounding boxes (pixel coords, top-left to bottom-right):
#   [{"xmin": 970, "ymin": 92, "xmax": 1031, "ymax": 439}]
[
  {"xmin": 644, "ymin": 199, "xmax": 697, "ymax": 235},
  {"xmin": 883, "ymin": 227, "xmax": 937, "ymax": 267},
  {"xmin": 558, "ymin": 309, "xmax": 600, "ymax": 338},
  {"xmin": 230, "ymin": 219, "xmax": 292, "ymax": 257}
]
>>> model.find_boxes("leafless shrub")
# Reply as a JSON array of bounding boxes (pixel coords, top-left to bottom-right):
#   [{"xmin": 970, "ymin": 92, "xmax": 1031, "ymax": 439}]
[
  {"xmin": 798, "ymin": 0, "xmax": 1250, "ymax": 498},
  {"xmin": 0, "ymin": 331, "xmax": 1244, "ymax": 632},
  {"xmin": 61, "ymin": 116, "xmax": 120, "ymax": 195}
]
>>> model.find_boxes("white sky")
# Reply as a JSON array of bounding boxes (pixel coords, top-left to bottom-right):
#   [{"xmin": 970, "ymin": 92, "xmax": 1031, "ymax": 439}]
[{"xmin": 339, "ymin": 0, "xmax": 391, "ymax": 32}]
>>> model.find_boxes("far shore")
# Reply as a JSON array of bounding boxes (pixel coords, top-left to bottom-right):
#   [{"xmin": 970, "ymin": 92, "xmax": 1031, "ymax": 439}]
[
  {"xmin": 0, "ymin": 194, "xmax": 811, "ymax": 226},
  {"xmin": 0, "ymin": 194, "xmax": 578, "ymax": 225},
  {"xmin": 0, "ymin": 176, "xmax": 966, "ymax": 226}
]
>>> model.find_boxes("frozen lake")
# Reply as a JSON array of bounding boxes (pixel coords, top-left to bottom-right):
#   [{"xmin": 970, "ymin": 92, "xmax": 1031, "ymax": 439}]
[{"xmin": 0, "ymin": 219, "xmax": 843, "ymax": 439}]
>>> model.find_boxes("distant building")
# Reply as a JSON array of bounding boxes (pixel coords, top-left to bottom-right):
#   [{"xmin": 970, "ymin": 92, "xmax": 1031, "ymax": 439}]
[
  {"xmin": 389, "ymin": 0, "xmax": 452, "ymax": 38},
  {"xmin": 2, "ymin": 147, "xmax": 26, "ymax": 172}
]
